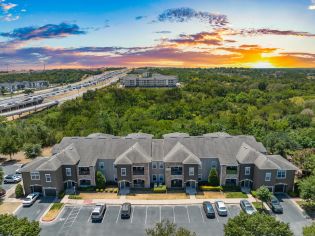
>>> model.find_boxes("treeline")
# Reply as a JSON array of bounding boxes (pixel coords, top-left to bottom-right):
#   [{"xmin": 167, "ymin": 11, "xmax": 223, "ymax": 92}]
[{"xmin": 0, "ymin": 68, "xmax": 314, "ymax": 158}]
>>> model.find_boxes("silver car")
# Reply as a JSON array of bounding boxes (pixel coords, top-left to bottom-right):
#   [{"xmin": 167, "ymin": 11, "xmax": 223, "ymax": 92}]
[
  {"xmin": 91, "ymin": 204, "xmax": 106, "ymax": 222},
  {"xmin": 214, "ymin": 201, "xmax": 228, "ymax": 216},
  {"xmin": 240, "ymin": 199, "xmax": 257, "ymax": 215},
  {"xmin": 3, "ymin": 174, "xmax": 21, "ymax": 184},
  {"xmin": 23, "ymin": 192, "xmax": 40, "ymax": 206}
]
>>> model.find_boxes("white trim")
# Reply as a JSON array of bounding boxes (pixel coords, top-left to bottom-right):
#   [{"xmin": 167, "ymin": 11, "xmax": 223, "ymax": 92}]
[
  {"xmin": 245, "ymin": 167, "xmax": 251, "ymax": 176},
  {"xmin": 45, "ymin": 174, "xmax": 51, "ymax": 183},
  {"xmin": 189, "ymin": 167, "xmax": 194, "ymax": 176},
  {"xmin": 276, "ymin": 170, "xmax": 286, "ymax": 179},
  {"xmin": 30, "ymin": 171, "xmax": 40, "ymax": 180},
  {"xmin": 152, "ymin": 162, "xmax": 157, "ymax": 169},
  {"xmin": 265, "ymin": 172, "xmax": 271, "ymax": 181},
  {"xmin": 65, "ymin": 168, "xmax": 72, "ymax": 177},
  {"xmin": 159, "ymin": 162, "xmax": 164, "ymax": 169},
  {"xmin": 121, "ymin": 168, "xmax": 126, "ymax": 176}
]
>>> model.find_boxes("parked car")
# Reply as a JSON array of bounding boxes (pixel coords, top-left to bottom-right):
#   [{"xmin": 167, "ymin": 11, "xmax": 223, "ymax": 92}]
[
  {"xmin": 91, "ymin": 204, "xmax": 106, "ymax": 222},
  {"xmin": 23, "ymin": 192, "xmax": 40, "ymax": 206},
  {"xmin": 240, "ymin": 200, "xmax": 257, "ymax": 215},
  {"xmin": 121, "ymin": 203, "xmax": 131, "ymax": 219},
  {"xmin": 267, "ymin": 196, "xmax": 283, "ymax": 214},
  {"xmin": 3, "ymin": 174, "xmax": 21, "ymax": 184},
  {"xmin": 15, "ymin": 164, "xmax": 26, "ymax": 175},
  {"xmin": 214, "ymin": 201, "xmax": 228, "ymax": 216},
  {"xmin": 202, "ymin": 201, "xmax": 215, "ymax": 218}
]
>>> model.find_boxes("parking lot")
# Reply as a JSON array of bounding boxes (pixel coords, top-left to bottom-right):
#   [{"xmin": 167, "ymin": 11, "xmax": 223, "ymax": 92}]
[
  {"xmin": 41, "ymin": 204, "xmax": 241, "ymax": 236},
  {"xmin": 0, "ymin": 163, "xmax": 21, "ymax": 191}
]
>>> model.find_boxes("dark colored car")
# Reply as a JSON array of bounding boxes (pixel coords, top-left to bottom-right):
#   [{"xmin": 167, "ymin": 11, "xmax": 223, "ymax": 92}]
[
  {"xmin": 203, "ymin": 201, "xmax": 215, "ymax": 218},
  {"xmin": 91, "ymin": 204, "xmax": 106, "ymax": 222},
  {"xmin": 121, "ymin": 203, "xmax": 131, "ymax": 219},
  {"xmin": 267, "ymin": 196, "xmax": 283, "ymax": 214}
]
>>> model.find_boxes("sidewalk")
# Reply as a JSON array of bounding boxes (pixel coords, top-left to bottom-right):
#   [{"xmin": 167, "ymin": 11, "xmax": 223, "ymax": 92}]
[{"xmin": 61, "ymin": 194, "xmax": 254, "ymax": 206}]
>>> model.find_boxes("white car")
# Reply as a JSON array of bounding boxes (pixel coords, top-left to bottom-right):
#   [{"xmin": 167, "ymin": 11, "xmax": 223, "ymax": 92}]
[
  {"xmin": 214, "ymin": 201, "xmax": 228, "ymax": 216},
  {"xmin": 23, "ymin": 193, "xmax": 40, "ymax": 206},
  {"xmin": 3, "ymin": 174, "xmax": 21, "ymax": 184}
]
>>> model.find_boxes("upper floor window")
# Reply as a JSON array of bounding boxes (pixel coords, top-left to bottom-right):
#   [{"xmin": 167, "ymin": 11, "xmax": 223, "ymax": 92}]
[
  {"xmin": 171, "ymin": 166, "xmax": 182, "ymax": 175},
  {"xmin": 265, "ymin": 172, "xmax": 271, "ymax": 181},
  {"xmin": 226, "ymin": 166, "xmax": 238, "ymax": 175},
  {"xmin": 99, "ymin": 161, "xmax": 105, "ymax": 170},
  {"xmin": 133, "ymin": 166, "xmax": 144, "ymax": 175},
  {"xmin": 31, "ymin": 172, "xmax": 40, "ymax": 180},
  {"xmin": 245, "ymin": 167, "xmax": 251, "ymax": 176},
  {"xmin": 189, "ymin": 167, "xmax": 195, "ymax": 176},
  {"xmin": 45, "ymin": 174, "xmax": 51, "ymax": 182},
  {"xmin": 152, "ymin": 162, "xmax": 157, "ymax": 169},
  {"xmin": 276, "ymin": 170, "xmax": 286, "ymax": 179},
  {"xmin": 121, "ymin": 168, "xmax": 126, "ymax": 177},
  {"xmin": 159, "ymin": 162, "xmax": 164, "ymax": 169},
  {"xmin": 66, "ymin": 168, "xmax": 71, "ymax": 177},
  {"xmin": 79, "ymin": 167, "xmax": 90, "ymax": 175}
]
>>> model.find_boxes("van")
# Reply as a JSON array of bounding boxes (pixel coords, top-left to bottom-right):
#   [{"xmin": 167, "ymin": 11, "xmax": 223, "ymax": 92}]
[{"xmin": 91, "ymin": 204, "xmax": 106, "ymax": 222}]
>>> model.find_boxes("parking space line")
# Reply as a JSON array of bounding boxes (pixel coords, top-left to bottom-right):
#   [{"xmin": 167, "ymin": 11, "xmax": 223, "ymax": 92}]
[
  {"xmin": 173, "ymin": 206, "xmax": 176, "ymax": 223},
  {"xmin": 130, "ymin": 207, "xmax": 134, "ymax": 223},
  {"xmin": 186, "ymin": 206, "xmax": 190, "ymax": 223},
  {"xmin": 226, "ymin": 206, "xmax": 231, "ymax": 217},
  {"xmin": 87, "ymin": 209, "xmax": 93, "ymax": 223},
  {"xmin": 199, "ymin": 205, "xmax": 205, "ymax": 223},
  {"xmin": 159, "ymin": 206, "xmax": 161, "ymax": 223},
  {"xmin": 145, "ymin": 206, "xmax": 148, "ymax": 225},
  {"xmin": 116, "ymin": 206, "xmax": 121, "ymax": 224},
  {"xmin": 102, "ymin": 207, "xmax": 109, "ymax": 223}
]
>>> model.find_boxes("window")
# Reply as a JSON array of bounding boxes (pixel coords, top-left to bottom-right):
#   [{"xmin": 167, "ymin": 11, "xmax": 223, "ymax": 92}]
[
  {"xmin": 45, "ymin": 174, "xmax": 51, "ymax": 182},
  {"xmin": 159, "ymin": 162, "xmax": 164, "ymax": 169},
  {"xmin": 245, "ymin": 167, "xmax": 251, "ymax": 176},
  {"xmin": 66, "ymin": 168, "xmax": 71, "ymax": 177},
  {"xmin": 31, "ymin": 172, "xmax": 40, "ymax": 180},
  {"xmin": 121, "ymin": 168, "xmax": 126, "ymax": 177},
  {"xmin": 153, "ymin": 174, "xmax": 157, "ymax": 182},
  {"xmin": 189, "ymin": 167, "xmax": 194, "ymax": 176},
  {"xmin": 211, "ymin": 161, "xmax": 217, "ymax": 169},
  {"xmin": 277, "ymin": 170, "xmax": 286, "ymax": 179},
  {"xmin": 79, "ymin": 167, "xmax": 90, "ymax": 175},
  {"xmin": 171, "ymin": 166, "xmax": 182, "ymax": 175},
  {"xmin": 133, "ymin": 166, "xmax": 144, "ymax": 175},
  {"xmin": 159, "ymin": 174, "xmax": 164, "ymax": 183},
  {"xmin": 152, "ymin": 162, "xmax": 157, "ymax": 169},
  {"xmin": 265, "ymin": 172, "xmax": 271, "ymax": 181},
  {"xmin": 226, "ymin": 166, "xmax": 238, "ymax": 175},
  {"xmin": 99, "ymin": 161, "xmax": 105, "ymax": 170}
]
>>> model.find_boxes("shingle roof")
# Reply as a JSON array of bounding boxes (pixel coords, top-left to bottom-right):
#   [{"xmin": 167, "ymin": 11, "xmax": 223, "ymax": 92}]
[
  {"xmin": 164, "ymin": 142, "xmax": 201, "ymax": 165},
  {"xmin": 114, "ymin": 142, "xmax": 151, "ymax": 165},
  {"xmin": 20, "ymin": 157, "xmax": 49, "ymax": 173}
]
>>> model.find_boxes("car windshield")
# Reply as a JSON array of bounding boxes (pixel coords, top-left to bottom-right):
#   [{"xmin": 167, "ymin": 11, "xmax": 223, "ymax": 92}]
[
  {"xmin": 219, "ymin": 207, "xmax": 226, "ymax": 210},
  {"xmin": 25, "ymin": 196, "xmax": 32, "ymax": 200},
  {"xmin": 246, "ymin": 205, "xmax": 254, "ymax": 211}
]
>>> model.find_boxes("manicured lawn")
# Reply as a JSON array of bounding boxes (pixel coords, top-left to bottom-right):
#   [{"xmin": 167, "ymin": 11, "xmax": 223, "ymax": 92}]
[
  {"xmin": 196, "ymin": 191, "xmax": 226, "ymax": 199},
  {"xmin": 79, "ymin": 192, "xmax": 119, "ymax": 199},
  {"xmin": 126, "ymin": 193, "xmax": 189, "ymax": 200},
  {"xmin": 225, "ymin": 192, "xmax": 248, "ymax": 198},
  {"xmin": 42, "ymin": 203, "xmax": 64, "ymax": 222}
]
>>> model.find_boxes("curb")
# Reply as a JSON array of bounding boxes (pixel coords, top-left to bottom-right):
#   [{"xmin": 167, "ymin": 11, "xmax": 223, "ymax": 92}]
[
  {"xmin": 12, "ymin": 203, "xmax": 23, "ymax": 215},
  {"xmin": 39, "ymin": 204, "xmax": 65, "ymax": 225}
]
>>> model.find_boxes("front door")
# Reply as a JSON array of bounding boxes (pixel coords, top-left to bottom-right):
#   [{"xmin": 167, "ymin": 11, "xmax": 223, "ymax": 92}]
[
  {"xmin": 171, "ymin": 179, "xmax": 182, "ymax": 188},
  {"xmin": 67, "ymin": 181, "xmax": 74, "ymax": 189}
]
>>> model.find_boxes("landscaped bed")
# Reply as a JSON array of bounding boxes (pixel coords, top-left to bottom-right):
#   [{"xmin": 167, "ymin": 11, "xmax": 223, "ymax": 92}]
[
  {"xmin": 225, "ymin": 192, "xmax": 248, "ymax": 198},
  {"xmin": 296, "ymin": 201, "xmax": 315, "ymax": 219},
  {"xmin": 126, "ymin": 192, "xmax": 189, "ymax": 200},
  {"xmin": 252, "ymin": 201, "xmax": 269, "ymax": 214},
  {"xmin": 42, "ymin": 203, "xmax": 64, "ymax": 222},
  {"xmin": 78, "ymin": 192, "xmax": 119, "ymax": 199},
  {"xmin": 196, "ymin": 191, "xmax": 226, "ymax": 199}
]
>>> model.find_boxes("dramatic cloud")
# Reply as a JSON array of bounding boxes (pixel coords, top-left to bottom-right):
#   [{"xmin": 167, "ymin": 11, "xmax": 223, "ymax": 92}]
[
  {"xmin": 239, "ymin": 28, "xmax": 315, "ymax": 37},
  {"xmin": 0, "ymin": 1, "xmax": 19, "ymax": 21},
  {"xmin": 0, "ymin": 23, "xmax": 86, "ymax": 41},
  {"xmin": 168, "ymin": 31, "xmax": 224, "ymax": 46},
  {"xmin": 309, "ymin": 0, "xmax": 315, "ymax": 10},
  {"xmin": 158, "ymin": 7, "xmax": 229, "ymax": 27}
]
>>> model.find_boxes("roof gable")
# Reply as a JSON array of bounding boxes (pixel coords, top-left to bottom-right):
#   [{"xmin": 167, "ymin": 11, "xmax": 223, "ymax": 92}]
[
  {"xmin": 164, "ymin": 142, "xmax": 201, "ymax": 165},
  {"xmin": 114, "ymin": 142, "xmax": 151, "ymax": 165}
]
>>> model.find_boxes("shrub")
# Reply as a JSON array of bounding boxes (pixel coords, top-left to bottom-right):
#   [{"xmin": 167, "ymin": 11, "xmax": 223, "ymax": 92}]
[
  {"xmin": 78, "ymin": 186, "xmax": 95, "ymax": 192},
  {"xmin": 68, "ymin": 195, "xmax": 82, "ymax": 199},
  {"xmin": 251, "ymin": 191, "xmax": 257, "ymax": 198},
  {"xmin": 100, "ymin": 189, "xmax": 104, "ymax": 192},
  {"xmin": 23, "ymin": 143, "xmax": 42, "ymax": 159},
  {"xmin": 153, "ymin": 185, "xmax": 167, "ymax": 193},
  {"xmin": 58, "ymin": 191, "xmax": 65, "ymax": 199},
  {"xmin": 208, "ymin": 168, "xmax": 220, "ymax": 186},
  {"xmin": 199, "ymin": 186, "xmax": 223, "ymax": 191},
  {"xmin": 113, "ymin": 189, "xmax": 118, "ymax": 193},
  {"xmin": 50, "ymin": 203, "xmax": 64, "ymax": 210},
  {"xmin": 96, "ymin": 171, "xmax": 106, "ymax": 189},
  {"xmin": 15, "ymin": 184, "xmax": 24, "ymax": 198},
  {"xmin": 288, "ymin": 191, "xmax": 299, "ymax": 198},
  {"xmin": 96, "ymin": 189, "xmax": 99, "ymax": 192}
]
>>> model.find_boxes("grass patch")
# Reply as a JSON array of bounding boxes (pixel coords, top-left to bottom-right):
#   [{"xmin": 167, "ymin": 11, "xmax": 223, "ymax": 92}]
[
  {"xmin": 225, "ymin": 192, "xmax": 248, "ymax": 198},
  {"xmin": 297, "ymin": 201, "xmax": 315, "ymax": 219},
  {"xmin": 199, "ymin": 186, "xmax": 223, "ymax": 191},
  {"xmin": 252, "ymin": 201, "xmax": 270, "ymax": 214},
  {"xmin": 126, "ymin": 193, "xmax": 189, "ymax": 200},
  {"xmin": 42, "ymin": 203, "xmax": 64, "ymax": 222},
  {"xmin": 68, "ymin": 195, "xmax": 82, "ymax": 200}
]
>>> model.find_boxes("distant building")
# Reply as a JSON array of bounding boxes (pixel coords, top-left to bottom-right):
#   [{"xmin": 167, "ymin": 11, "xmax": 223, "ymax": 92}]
[
  {"xmin": 0, "ymin": 81, "xmax": 49, "ymax": 92},
  {"xmin": 121, "ymin": 73, "xmax": 178, "ymax": 88}
]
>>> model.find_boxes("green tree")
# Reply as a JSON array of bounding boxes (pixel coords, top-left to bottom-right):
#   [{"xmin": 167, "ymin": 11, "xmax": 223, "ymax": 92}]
[
  {"xmin": 303, "ymin": 223, "xmax": 315, "ymax": 236},
  {"xmin": 0, "ymin": 137, "xmax": 19, "ymax": 161},
  {"xmin": 96, "ymin": 171, "xmax": 106, "ymax": 189},
  {"xmin": 208, "ymin": 168, "xmax": 220, "ymax": 186},
  {"xmin": 299, "ymin": 175, "xmax": 315, "ymax": 203},
  {"xmin": 224, "ymin": 212, "xmax": 293, "ymax": 236},
  {"xmin": 23, "ymin": 143, "xmax": 42, "ymax": 159},
  {"xmin": 0, "ymin": 214, "xmax": 41, "ymax": 236},
  {"xmin": 15, "ymin": 183, "xmax": 24, "ymax": 198},
  {"xmin": 0, "ymin": 167, "xmax": 3, "ymax": 185},
  {"xmin": 146, "ymin": 220, "xmax": 196, "ymax": 236},
  {"xmin": 256, "ymin": 186, "xmax": 272, "ymax": 209},
  {"xmin": 23, "ymin": 89, "xmax": 34, "ymax": 95}
]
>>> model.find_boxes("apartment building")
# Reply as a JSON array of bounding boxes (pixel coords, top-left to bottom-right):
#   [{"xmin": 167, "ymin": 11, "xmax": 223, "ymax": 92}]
[
  {"xmin": 20, "ymin": 132, "xmax": 298, "ymax": 196},
  {"xmin": 121, "ymin": 73, "xmax": 178, "ymax": 87},
  {"xmin": 0, "ymin": 81, "xmax": 49, "ymax": 92}
]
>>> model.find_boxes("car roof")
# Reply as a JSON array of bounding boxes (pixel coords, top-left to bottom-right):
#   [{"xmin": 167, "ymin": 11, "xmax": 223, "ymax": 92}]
[
  {"xmin": 122, "ymin": 203, "xmax": 131, "ymax": 210},
  {"xmin": 216, "ymin": 201, "xmax": 225, "ymax": 208}
]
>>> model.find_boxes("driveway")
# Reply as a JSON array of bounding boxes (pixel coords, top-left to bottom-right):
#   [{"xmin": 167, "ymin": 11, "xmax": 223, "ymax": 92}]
[
  {"xmin": 0, "ymin": 163, "xmax": 22, "ymax": 191},
  {"xmin": 15, "ymin": 197, "xmax": 55, "ymax": 221},
  {"xmin": 274, "ymin": 194, "xmax": 313, "ymax": 236},
  {"xmin": 41, "ymin": 204, "xmax": 241, "ymax": 236}
]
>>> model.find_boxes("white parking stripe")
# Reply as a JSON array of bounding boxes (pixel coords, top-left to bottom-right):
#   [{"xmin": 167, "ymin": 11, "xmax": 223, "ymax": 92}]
[
  {"xmin": 87, "ymin": 209, "xmax": 93, "ymax": 223},
  {"xmin": 173, "ymin": 206, "xmax": 176, "ymax": 223},
  {"xmin": 226, "ymin": 206, "xmax": 231, "ymax": 217},
  {"xmin": 145, "ymin": 206, "xmax": 148, "ymax": 225},
  {"xmin": 116, "ymin": 206, "xmax": 121, "ymax": 224},
  {"xmin": 186, "ymin": 206, "xmax": 190, "ymax": 223},
  {"xmin": 199, "ymin": 205, "xmax": 205, "ymax": 223},
  {"xmin": 130, "ymin": 207, "xmax": 134, "ymax": 223},
  {"xmin": 159, "ymin": 206, "xmax": 162, "ymax": 223}
]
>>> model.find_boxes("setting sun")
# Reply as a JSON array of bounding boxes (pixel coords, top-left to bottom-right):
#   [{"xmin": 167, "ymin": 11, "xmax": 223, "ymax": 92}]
[{"xmin": 251, "ymin": 61, "xmax": 275, "ymax": 68}]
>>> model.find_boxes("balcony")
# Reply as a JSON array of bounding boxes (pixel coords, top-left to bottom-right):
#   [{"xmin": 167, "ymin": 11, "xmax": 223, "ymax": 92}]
[
  {"xmin": 226, "ymin": 166, "xmax": 238, "ymax": 175},
  {"xmin": 171, "ymin": 167, "xmax": 183, "ymax": 176},
  {"xmin": 133, "ymin": 167, "xmax": 144, "ymax": 176},
  {"xmin": 79, "ymin": 167, "xmax": 90, "ymax": 175}
]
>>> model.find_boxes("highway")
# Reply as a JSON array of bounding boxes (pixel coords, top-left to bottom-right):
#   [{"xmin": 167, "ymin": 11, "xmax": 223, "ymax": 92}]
[{"xmin": 0, "ymin": 68, "xmax": 129, "ymax": 119}]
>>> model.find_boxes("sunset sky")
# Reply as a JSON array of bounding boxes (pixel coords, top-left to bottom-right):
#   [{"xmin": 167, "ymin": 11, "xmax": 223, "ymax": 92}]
[{"xmin": 0, "ymin": 0, "xmax": 315, "ymax": 70}]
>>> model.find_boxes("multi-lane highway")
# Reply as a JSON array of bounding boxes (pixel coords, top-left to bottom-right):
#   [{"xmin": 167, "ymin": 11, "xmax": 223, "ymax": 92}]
[{"xmin": 0, "ymin": 69, "xmax": 129, "ymax": 119}]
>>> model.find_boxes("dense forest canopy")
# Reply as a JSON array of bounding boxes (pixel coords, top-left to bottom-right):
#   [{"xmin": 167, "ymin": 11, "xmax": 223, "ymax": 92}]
[
  {"xmin": 0, "ymin": 67, "xmax": 122, "ymax": 84},
  {"xmin": 0, "ymin": 68, "xmax": 314, "ymax": 158}
]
